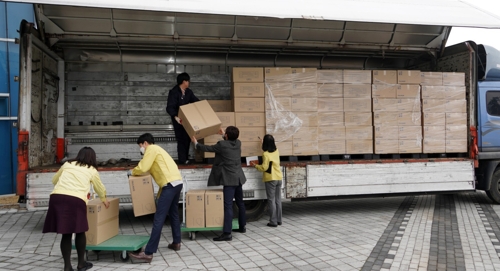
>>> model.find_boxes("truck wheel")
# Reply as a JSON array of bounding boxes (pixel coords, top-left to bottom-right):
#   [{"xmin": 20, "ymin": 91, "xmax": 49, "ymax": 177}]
[
  {"xmin": 487, "ymin": 169, "xmax": 500, "ymax": 204},
  {"xmin": 241, "ymin": 200, "xmax": 267, "ymax": 222}
]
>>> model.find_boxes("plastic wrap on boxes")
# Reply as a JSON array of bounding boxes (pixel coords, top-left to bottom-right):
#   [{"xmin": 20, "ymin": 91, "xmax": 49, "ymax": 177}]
[
  {"xmin": 290, "ymin": 68, "xmax": 317, "ymax": 83},
  {"xmin": 345, "ymin": 112, "xmax": 372, "ymax": 126},
  {"xmin": 343, "ymin": 70, "xmax": 372, "ymax": 84},
  {"xmin": 344, "ymin": 84, "xmax": 371, "ymax": 98},
  {"xmin": 318, "ymin": 112, "xmax": 344, "ymax": 126},
  {"xmin": 445, "ymin": 100, "xmax": 467, "ymax": 113},
  {"xmin": 266, "ymin": 97, "xmax": 291, "ymax": 111},
  {"xmin": 420, "ymin": 72, "xmax": 443, "ymax": 86},
  {"xmin": 292, "ymin": 83, "xmax": 318, "ymax": 97},
  {"xmin": 375, "ymin": 139, "xmax": 399, "ymax": 154},
  {"xmin": 445, "ymin": 86, "xmax": 466, "ymax": 100},
  {"xmin": 319, "ymin": 140, "xmax": 346, "ymax": 155},
  {"xmin": 373, "ymin": 99, "xmax": 399, "ymax": 111},
  {"xmin": 398, "ymin": 98, "xmax": 421, "ymax": 112},
  {"xmin": 318, "ymin": 126, "xmax": 345, "ymax": 141},
  {"xmin": 445, "ymin": 125, "xmax": 468, "ymax": 140},
  {"xmin": 422, "ymin": 86, "xmax": 445, "ymax": 99},
  {"xmin": 423, "ymin": 112, "xmax": 445, "ymax": 126},
  {"xmin": 446, "ymin": 140, "xmax": 467, "ymax": 153},
  {"xmin": 423, "ymin": 126, "xmax": 445, "ymax": 140},
  {"xmin": 265, "ymin": 82, "xmax": 292, "ymax": 97},
  {"xmin": 372, "ymin": 84, "xmax": 398, "ymax": 98},
  {"xmin": 443, "ymin": 72, "xmax": 465, "ymax": 86},
  {"xmin": 317, "ymin": 83, "xmax": 343, "ymax": 98},
  {"xmin": 293, "ymin": 126, "xmax": 318, "ymax": 141},
  {"xmin": 422, "ymin": 99, "xmax": 446, "ymax": 112},
  {"xmin": 374, "ymin": 112, "xmax": 397, "ymax": 125},
  {"xmin": 398, "ymin": 126, "xmax": 422, "ymax": 140},
  {"xmin": 264, "ymin": 67, "xmax": 293, "ymax": 82},
  {"xmin": 372, "ymin": 70, "xmax": 397, "ymax": 84},
  {"xmin": 292, "ymin": 98, "xmax": 318, "ymax": 111},
  {"xmin": 317, "ymin": 70, "xmax": 343, "ymax": 83},
  {"xmin": 264, "ymin": 86, "xmax": 302, "ymax": 142},
  {"xmin": 294, "ymin": 112, "xmax": 318, "ymax": 126},
  {"xmin": 397, "ymin": 85, "xmax": 420, "ymax": 98},
  {"xmin": 318, "ymin": 98, "xmax": 343, "ymax": 112},
  {"xmin": 374, "ymin": 126, "xmax": 399, "ymax": 139},
  {"xmin": 397, "ymin": 70, "xmax": 421, "ymax": 84},
  {"xmin": 397, "ymin": 112, "xmax": 421, "ymax": 126},
  {"xmin": 344, "ymin": 98, "xmax": 372, "ymax": 112},
  {"xmin": 345, "ymin": 126, "xmax": 373, "ymax": 140},
  {"xmin": 446, "ymin": 113, "xmax": 467, "ymax": 125}
]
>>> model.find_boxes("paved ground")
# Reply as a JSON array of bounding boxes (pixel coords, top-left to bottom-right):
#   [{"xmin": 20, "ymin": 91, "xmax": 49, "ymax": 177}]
[{"xmin": 1, "ymin": 191, "xmax": 500, "ymax": 270}]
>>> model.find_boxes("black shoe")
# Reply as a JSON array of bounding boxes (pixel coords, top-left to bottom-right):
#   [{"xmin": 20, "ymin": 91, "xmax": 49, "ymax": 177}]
[
  {"xmin": 267, "ymin": 223, "xmax": 278, "ymax": 227},
  {"xmin": 278, "ymin": 222, "xmax": 282, "ymax": 226},
  {"xmin": 213, "ymin": 233, "xmax": 232, "ymax": 241},
  {"xmin": 77, "ymin": 262, "xmax": 93, "ymax": 271},
  {"xmin": 232, "ymin": 226, "xmax": 246, "ymax": 233}
]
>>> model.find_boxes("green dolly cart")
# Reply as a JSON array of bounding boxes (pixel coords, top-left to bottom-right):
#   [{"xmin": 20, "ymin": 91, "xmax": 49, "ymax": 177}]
[
  {"xmin": 180, "ymin": 179, "xmax": 238, "ymax": 240},
  {"xmin": 72, "ymin": 234, "xmax": 150, "ymax": 262}
]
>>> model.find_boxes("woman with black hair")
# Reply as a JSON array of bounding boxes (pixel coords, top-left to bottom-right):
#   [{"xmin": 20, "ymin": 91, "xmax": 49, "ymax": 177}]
[
  {"xmin": 251, "ymin": 134, "xmax": 283, "ymax": 227},
  {"xmin": 43, "ymin": 147, "xmax": 110, "ymax": 271}
]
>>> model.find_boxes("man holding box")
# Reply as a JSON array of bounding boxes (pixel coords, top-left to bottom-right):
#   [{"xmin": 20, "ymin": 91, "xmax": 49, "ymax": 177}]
[
  {"xmin": 128, "ymin": 133, "xmax": 183, "ymax": 263},
  {"xmin": 191, "ymin": 126, "xmax": 247, "ymax": 241},
  {"xmin": 166, "ymin": 72, "xmax": 199, "ymax": 165}
]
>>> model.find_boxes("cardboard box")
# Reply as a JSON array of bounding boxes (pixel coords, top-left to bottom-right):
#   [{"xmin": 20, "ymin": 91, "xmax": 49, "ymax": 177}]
[
  {"xmin": 295, "ymin": 111, "xmax": 319, "ymax": 126},
  {"xmin": 293, "ymin": 126, "xmax": 318, "ymax": 141},
  {"xmin": 343, "ymin": 70, "xmax": 372, "ymax": 84},
  {"xmin": 266, "ymin": 97, "xmax": 292, "ymax": 111},
  {"xmin": 373, "ymin": 111, "xmax": 398, "ymax": 125},
  {"xmin": 397, "ymin": 112, "xmax": 421, "ymax": 126},
  {"xmin": 343, "ymin": 84, "xmax": 372, "ymax": 98},
  {"xmin": 446, "ymin": 140, "xmax": 467, "ymax": 153},
  {"xmin": 318, "ymin": 112, "xmax": 344, "ymax": 126},
  {"xmin": 238, "ymin": 126, "xmax": 266, "ymax": 142},
  {"xmin": 343, "ymin": 98, "xmax": 372, "ymax": 112},
  {"xmin": 319, "ymin": 140, "xmax": 346, "ymax": 155},
  {"xmin": 446, "ymin": 113, "xmax": 467, "ymax": 126},
  {"xmin": 292, "ymin": 98, "xmax": 318, "ymax": 111},
  {"xmin": 397, "ymin": 85, "xmax": 420, "ymax": 98},
  {"xmin": 423, "ymin": 139, "xmax": 446, "ymax": 153},
  {"xmin": 398, "ymin": 126, "xmax": 422, "ymax": 140},
  {"xmin": 276, "ymin": 140, "xmax": 293, "ymax": 156},
  {"xmin": 445, "ymin": 86, "xmax": 466, "ymax": 100},
  {"xmin": 232, "ymin": 83, "xmax": 265, "ymax": 98},
  {"xmin": 372, "ymin": 70, "xmax": 397, "ymax": 84},
  {"xmin": 203, "ymin": 134, "xmax": 222, "ymax": 144},
  {"xmin": 399, "ymin": 140, "xmax": 422, "ymax": 153},
  {"xmin": 423, "ymin": 112, "xmax": 445, "ymax": 126},
  {"xmin": 397, "ymin": 70, "xmax": 421, "ymax": 85},
  {"xmin": 397, "ymin": 98, "xmax": 421, "ymax": 112},
  {"xmin": 265, "ymin": 82, "xmax": 293, "ymax": 97},
  {"xmin": 266, "ymin": 124, "xmax": 294, "ymax": 142},
  {"xmin": 318, "ymin": 126, "xmax": 346, "ymax": 141},
  {"xmin": 317, "ymin": 83, "xmax": 343, "ymax": 98},
  {"xmin": 207, "ymin": 100, "xmax": 232, "ymax": 112},
  {"xmin": 293, "ymin": 140, "xmax": 319, "ymax": 156},
  {"xmin": 216, "ymin": 112, "xmax": 235, "ymax": 127},
  {"xmin": 421, "ymin": 86, "xmax": 445, "ymax": 99},
  {"xmin": 317, "ymin": 70, "xmax": 343, "ymax": 83},
  {"xmin": 290, "ymin": 68, "xmax": 317, "ymax": 83},
  {"xmin": 420, "ymin": 72, "xmax": 443, "ymax": 86},
  {"xmin": 204, "ymin": 152, "xmax": 215, "ymax": 158},
  {"xmin": 86, "ymin": 198, "xmax": 119, "ymax": 245},
  {"xmin": 442, "ymin": 72, "xmax": 465, "ymax": 86},
  {"xmin": 423, "ymin": 126, "xmax": 445, "ymax": 140},
  {"xmin": 179, "ymin": 100, "xmax": 222, "ymax": 139},
  {"xmin": 374, "ymin": 126, "xmax": 398, "ymax": 139},
  {"xmin": 241, "ymin": 141, "xmax": 262, "ymax": 156},
  {"xmin": 292, "ymin": 83, "xmax": 318, "ymax": 97},
  {"xmin": 373, "ymin": 99, "xmax": 399, "ymax": 111},
  {"xmin": 235, "ymin": 113, "xmax": 266, "ymax": 126},
  {"xmin": 345, "ymin": 126, "xmax": 373, "ymax": 140},
  {"xmin": 445, "ymin": 100, "xmax": 467, "ymax": 113},
  {"xmin": 186, "ymin": 190, "xmax": 205, "ymax": 228},
  {"xmin": 265, "ymin": 67, "xmax": 292, "ymax": 82},
  {"xmin": 344, "ymin": 112, "xmax": 372, "ymax": 126},
  {"xmin": 446, "ymin": 125, "xmax": 468, "ymax": 140},
  {"xmin": 232, "ymin": 67, "xmax": 264, "ymax": 82},
  {"xmin": 205, "ymin": 190, "xmax": 224, "ymax": 227},
  {"xmin": 422, "ymin": 99, "xmax": 446, "ymax": 112},
  {"xmin": 129, "ymin": 175, "xmax": 156, "ymax": 217},
  {"xmin": 375, "ymin": 139, "xmax": 399, "ymax": 154},
  {"xmin": 372, "ymin": 84, "xmax": 398, "ymax": 98},
  {"xmin": 346, "ymin": 140, "xmax": 373, "ymax": 154},
  {"xmin": 233, "ymin": 98, "xmax": 265, "ymax": 112},
  {"xmin": 318, "ymin": 98, "xmax": 343, "ymax": 112}
]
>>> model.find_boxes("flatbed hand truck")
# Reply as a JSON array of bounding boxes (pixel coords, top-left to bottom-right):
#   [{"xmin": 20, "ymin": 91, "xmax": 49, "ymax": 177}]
[{"xmin": 72, "ymin": 234, "xmax": 150, "ymax": 262}]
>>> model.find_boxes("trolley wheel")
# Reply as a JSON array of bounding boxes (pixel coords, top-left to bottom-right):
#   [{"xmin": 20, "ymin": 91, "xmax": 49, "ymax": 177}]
[
  {"xmin": 120, "ymin": 250, "xmax": 129, "ymax": 262},
  {"xmin": 189, "ymin": 232, "xmax": 196, "ymax": 240}
]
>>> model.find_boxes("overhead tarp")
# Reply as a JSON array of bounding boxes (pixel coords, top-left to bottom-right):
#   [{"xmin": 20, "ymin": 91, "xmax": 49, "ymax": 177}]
[{"xmin": 6, "ymin": 0, "xmax": 500, "ymax": 28}]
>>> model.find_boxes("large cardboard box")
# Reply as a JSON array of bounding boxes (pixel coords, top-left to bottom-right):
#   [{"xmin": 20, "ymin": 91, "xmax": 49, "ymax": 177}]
[
  {"xmin": 318, "ymin": 126, "xmax": 346, "ymax": 141},
  {"xmin": 423, "ymin": 139, "xmax": 446, "ymax": 153},
  {"xmin": 344, "ymin": 112, "xmax": 372, "ymax": 126},
  {"xmin": 446, "ymin": 140, "xmax": 467, "ymax": 152},
  {"xmin": 207, "ymin": 100, "xmax": 232, "ymax": 112},
  {"xmin": 186, "ymin": 190, "xmax": 205, "ymax": 228},
  {"xmin": 205, "ymin": 190, "xmax": 224, "ymax": 227},
  {"xmin": 265, "ymin": 97, "xmax": 292, "ymax": 111},
  {"xmin": 293, "ymin": 140, "xmax": 319, "ymax": 155},
  {"xmin": 235, "ymin": 113, "xmax": 266, "ymax": 126},
  {"xmin": 179, "ymin": 100, "xmax": 222, "ymax": 139},
  {"xmin": 346, "ymin": 140, "xmax": 373, "ymax": 154},
  {"xmin": 129, "ymin": 175, "xmax": 156, "ymax": 217},
  {"xmin": 343, "ymin": 84, "xmax": 372, "ymax": 98},
  {"xmin": 422, "ymin": 99, "xmax": 446, "ymax": 112},
  {"xmin": 345, "ymin": 126, "xmax": 373, "ymax": 140},
  {"xmin": 318, "ymin": 98, "xmax": 343, "ymax": 112},
  {"xmin": 373, "ymin": 99, "xmax": 398, "ymax": 111},
  {"xmin": 374, "ymin": 111, "xmax": 398, "ymax": 125},
  {"xmin": 397, "ymin": 98, "xmax": 421, "ymax": 112},
  {"xmin": 397, "ymin": 70, "xmax": 421, "ymax": 85},
  {"xmin": 423, "ymin": 112, "xmax": 445, "ymax": 126},
  {"xmin": 276, "ymin": 140, "xmax": 293, "ymax": 156},
  {"xmin": 446, "ymin": 113, "xmax": 467, "ymax": 125},
  {"xmin": 292, "ymin": 98, "xmax": 318, "ymax": 111},
  {"xmin": 265, "ymin": 82, "xmax": 293, "ymax": 97},
  {"xmin": 295, "ymin": 111, "xmax": 319, "ymax": 126},
  {"xmin": 343, "ymin": 98, "xmax": 372, "ymax": 112},
  {"xmin": 317, "ymin": 83, "xmax": 343, "ymax": 98},
  {"xmin": 372, "ymin": 84, "xmax": 397, "ymax": 98},
  {"xmin": 398, "ymin": 126, "xmax": 422, "ymax": 140},
  {"xmin": 216, "ymin": 112, "xmax": 235, "ymax": 127},
  {"xmin": 399, "ymin": 140, "xmax": 422, "ymax": 153},
  {"xmin": 318, "ymin": 112, "xmax": 344, "ymax": 126},
  {"xmin": 420, "ymin": 72, "xmax": 443, "ymax": 86},
  {"xmin": 238, "ymin": 126, "xmax": 266, "ymax": 142},
  {"xmin": 232, "ymin": 83, "xmax": 265, "ymax": 98},
  {"xmin": 343, "ymin": 70, "xmax": 372, "ymax": 84},
  {"xmin": 86, "ymin": 198, "xmax": 119, "ymax": 245},
  {"xmin": 293, "ymin": 126, "xmax": 318, "ymax": 141},
  {"xmin": 374, "ymin": 126, "xmax": 399, "ymax": 139},
  {"xmin": 232, "ymin": 67, "xmax": 264, "ymax": 82},
  {"xmin": 397, "ymin": 112, "xmax": 421, "ymax": 126},
  {"xmin": 317, "ymin": 70, "xmax": 343, "ymax": 83},
  {"xmin": 372, "ymin": 70, "xmax": 397, "ymax": 84},
  {"xmin": 242, "ymin": 140, "xmax": 263, "ymax": 156},
  {"xmin": 445, "ymin": 86, "xmax": 466, "ymax": 100},
  {"xmin": 292, "ymin": 83, "xmax": 318, "ymax": 97},
  {"xmin": 233, "ymin": 98, "xmax": 265, "ymax": 112},
  {"xmin": 375, "ymin": 139, "xmax": 399, "ymax": 154},
  {"xmin": 290, "ymin": 68, "xmax": 317, "ymax": 83},
  {"xmin": 445, "ymin": 100, "xmax": 467, "ymax": 113},
  {"xmin": 423, "ymin": 126, "xmax": 445, "ymax": 140},
  {"xmin": 446, "ymin": 125, "xmax": 468, "ymax": 140},
  {"xmin": 421, "ymin": 86, "xmax": 445, "ymax": 99},
  {"xmin": 265, "ymin": 67, "xmax": 292, "ymax": 82},
  {"xmin": 319, "ymin": 140, "xmax": 346, "ymax": 155},
  {"xmin": 397, "ymin": 85, "xmax": 420, "ymax": 98},
  {"xmin": 442, "ymin": 72, "xmax": 465, "ymax": 86}
]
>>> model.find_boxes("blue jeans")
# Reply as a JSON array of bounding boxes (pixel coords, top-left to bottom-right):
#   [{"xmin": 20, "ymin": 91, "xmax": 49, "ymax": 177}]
[
  {"xmin": 145, "ymin": 183, "xmax": 182, "ymax": 255},
  {"xmin": 223, "ymin": 183, "xmax": 246, "ymax": 233}
]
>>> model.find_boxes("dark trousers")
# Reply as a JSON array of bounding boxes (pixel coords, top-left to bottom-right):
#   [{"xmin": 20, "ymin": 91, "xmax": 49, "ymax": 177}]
[
  {"xmin": 223, "ymin": 183, "xmax": 246, "ymax": 233},
  {"xmin": 173, "ymin": 121, "xmax": 190, "ymax": 163},
  {"xmin": 145, "ymin": 183, "xmax": 183, "ymax": 254}
]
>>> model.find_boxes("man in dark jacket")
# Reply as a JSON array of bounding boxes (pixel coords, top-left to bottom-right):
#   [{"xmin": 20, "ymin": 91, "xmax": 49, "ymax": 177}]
[
  {"xmin": 166, "ymin": 72, "xmax": 199, "ymax": 164},
  {"xmin": 191, "ymin": 126, "xmax": 247, "ymax": 241}
]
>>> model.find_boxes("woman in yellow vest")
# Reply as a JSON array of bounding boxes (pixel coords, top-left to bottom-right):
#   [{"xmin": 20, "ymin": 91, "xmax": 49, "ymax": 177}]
[{"xmin": 251, "ymin": 134, "xmax": 283, "ymax": 227}]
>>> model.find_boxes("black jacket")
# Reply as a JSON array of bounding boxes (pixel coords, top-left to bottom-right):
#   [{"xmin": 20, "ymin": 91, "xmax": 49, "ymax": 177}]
[{"xmin": 166, "ymin": 85, "xmax": 199, "ymax": 119}]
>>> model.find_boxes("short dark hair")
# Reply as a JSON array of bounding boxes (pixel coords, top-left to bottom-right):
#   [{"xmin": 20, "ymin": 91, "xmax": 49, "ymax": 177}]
[
  {"xmin": 137, "ymin": 133, "xmax": 155, "ymax": 145},
  {"xmin": 262, "ymin": 134, "xmax": 277, "ymax": 152},
  {"xmin": 73, "ymin": 147, "xmax": 98, "ymax": 168},
  {"xmin": 177, "ymin": 72, "xmax": 190, "ymax": 85},
  {"xmin": 225, "ymin": 126, "xmax": 239, "ymax": 141}
]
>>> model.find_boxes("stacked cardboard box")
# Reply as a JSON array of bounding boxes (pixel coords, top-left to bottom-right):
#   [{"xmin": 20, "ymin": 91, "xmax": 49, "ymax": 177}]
[
  {"xmin": 233, "ymin": 67, "xmax": 266, "ymax": 157},
  {"xmin": 317, "ymin": 71, "xmax": 344, "ymax": 154},
  {"xmin": 421, "ymin": 72, "xmax": 446, "ymax": 153},
  {"xmin": 86, "ymin": 197, "xmax": 119, "ymax": 245},
  {"xmin": 185, "ymin": 189, "xmax": 224, "ymax": 228},
  {"xmin": 444, "ymin": 73, "xmax": 467, "ymax": 152}
]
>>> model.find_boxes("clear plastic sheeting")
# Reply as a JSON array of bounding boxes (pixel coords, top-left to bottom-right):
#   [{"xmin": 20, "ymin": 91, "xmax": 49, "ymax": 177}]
[{"xmin": 265, "ymin": 84, "xmax": 302, "ymax": 143}]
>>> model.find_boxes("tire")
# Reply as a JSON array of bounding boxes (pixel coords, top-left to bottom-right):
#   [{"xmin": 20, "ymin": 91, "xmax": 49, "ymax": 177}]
[
  {"xmin": 235, "ymin": 200, "xmax": 267, "ymax": 222},
  {"xmin": 487, "ymin": 168, "xmax": 500, "ymax": 204}
]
